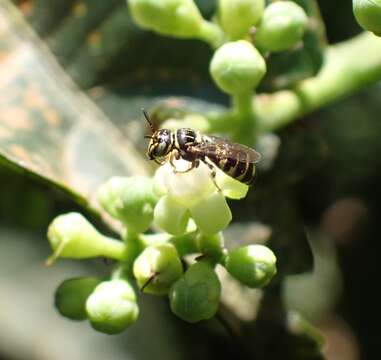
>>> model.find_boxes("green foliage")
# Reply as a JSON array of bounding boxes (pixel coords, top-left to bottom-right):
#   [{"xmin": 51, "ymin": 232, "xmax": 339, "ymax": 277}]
[{"xmin": 2, "ymin": 0, "xmax": 381, "ymax": 357}]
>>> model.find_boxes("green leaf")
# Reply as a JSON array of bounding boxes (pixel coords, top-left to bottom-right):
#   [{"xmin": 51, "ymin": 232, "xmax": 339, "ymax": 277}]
[
  {"xmin": 0, "ymin": 2, "xmax": 148, "ymax": 230},
  {"xmin": 12, "ymin": 0, "xmax": 216, "ymax": 89}
]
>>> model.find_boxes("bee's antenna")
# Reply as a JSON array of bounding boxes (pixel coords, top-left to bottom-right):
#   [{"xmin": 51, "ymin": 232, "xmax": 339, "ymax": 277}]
[{"xmin": 142, "ymin": 108, "xmax": 155, "ymax": 134}]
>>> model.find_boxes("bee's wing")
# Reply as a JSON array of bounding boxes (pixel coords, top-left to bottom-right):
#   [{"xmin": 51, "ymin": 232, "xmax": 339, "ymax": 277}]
[{"xmin": 195, "ymin": 135, "xmax": 262, "ymax": 163}]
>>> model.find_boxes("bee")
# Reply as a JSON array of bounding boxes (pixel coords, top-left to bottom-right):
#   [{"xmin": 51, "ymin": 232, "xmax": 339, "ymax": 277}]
[{"xmin": 143, "ymin": 110, "xmax": 261, "ymax": 185}]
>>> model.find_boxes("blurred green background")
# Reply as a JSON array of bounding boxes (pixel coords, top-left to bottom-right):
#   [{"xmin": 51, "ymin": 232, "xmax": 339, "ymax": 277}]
[{"xmin": 0, "ymin": 0, "xmax": 380, "ymax": 359}]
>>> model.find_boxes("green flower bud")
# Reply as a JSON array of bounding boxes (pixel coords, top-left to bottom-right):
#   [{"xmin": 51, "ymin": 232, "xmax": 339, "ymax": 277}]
[
  {"xmin": 210, "ymin": 40, "xmax": 266, "ymax": 95},
  {"xmin": 353, "ymin": 0, "xmax": 381, "ymax": 36},
  {"xmin": 46, "ymin": 213, "xmax": 126, "ymax": 264},
  {"xmin": 97, "ymin": 177, "xmax": 158, "ymax": 233},
  {"xmin": 133, "ymin": 243, "xmax": 183, "ymax": 295},
  {"xmin": 169, "ymin": 261, "xmax": 221, "ymax": 323},
  {"xmin": 225, "ymin": 245, "xmax": 277, "ymax": 288},
  {"xmin": 128, "ymin": 0, "xmax": 204, "ymax": 38},
  {"xmin": 86, "ymin": 279, "xmax": 139, "ymax": 334},
  {"xmin": 189, "ymin": 191, "xmax": 232, "ymax": 235},
  {"xmin": 196, "ymin": 233, "xmax": 225, "ymax": 261},
  {"xmin": 55, "ymin": 277, "xmax": 101, "ymax": 321},
  {"xmin": 255, "ymin": 1, "xmax": 308, "ymax": 52},
  {"xmin": 153, "ymin": 195, "xmax": 190, "ymax": 235},
  {"xmin": 218, "ymin": 0, "xmax": 265, "ymax": 40}
]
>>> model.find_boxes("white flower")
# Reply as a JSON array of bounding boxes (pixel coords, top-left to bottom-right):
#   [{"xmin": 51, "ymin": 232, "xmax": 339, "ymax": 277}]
[{"xmin": 153, "ymin": 158, "xmax": 250, "ymax": 235}]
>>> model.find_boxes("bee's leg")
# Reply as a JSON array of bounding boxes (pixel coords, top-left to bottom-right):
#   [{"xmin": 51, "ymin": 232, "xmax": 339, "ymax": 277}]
[
  {"xmin": 169, "ymin": 151, "xmax": 178, "ymax": 172},
  {"xmin": 170, "ymin": 151, "xmax": 197, "ymax": 174},
  {"xmin": 174, "ymin": 161, "xmax": 197, "ymax": 174},
  {"xmin": 180, "ymin": 159, "xmax": 200, "ymax": 173},
  {"xmin": 204, "ymin": 161, "xmax": 221, "ymax": 192},
  {"xmin": 154, "ymin": 158, "xmax": 165, "ymax": 166},
  {"xmin": 183, "ymin": 162, "xmax": 197, "ymax": 173},
  {"xmin": 170, "ymin": 150, "xmax": 189, "ymax": 173}
]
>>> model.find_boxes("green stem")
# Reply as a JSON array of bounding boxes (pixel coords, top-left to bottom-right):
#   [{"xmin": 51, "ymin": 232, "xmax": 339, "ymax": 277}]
[
  {"xmin": 197, "ymin": 20, "xmax": 225, "ymax": 49},
  {"xmin": 233, "ymin": 92, "xmax": 253, "ymax": 118},
  {"xmin": 287, "ymin": 311, "xmax": 325, "ymax": 347},
  {"xmin": 232, "ymin": 92, "xmax": 257, "ymax": 144},
  {"xmin": 139, "ymin": 232, "xmax": 172, "ymax": 247},
  {"xmin": 140, "ymin": 231, "xmax": 199, "ymax": 257},
  {"xmin": 102, "ymin": 236, "xmax": 128, "ymax": 261},
  {"xmin": 111, "ymin": 265, "xmax": 130, "ymax": 281},
  {"xmin": 207, "ymin": 32, "xmax": 381, "ymax": 138},
  {"xmin": 121, "ymin": 230, "xmax": 144, "ymax": 273},
  {"xmin": 197, "ymin": 233, "xmax": 226, "ymax": 263},
  {"xmin": 256, "ymin": 32, "xmax": 381, "ymax": 132}
]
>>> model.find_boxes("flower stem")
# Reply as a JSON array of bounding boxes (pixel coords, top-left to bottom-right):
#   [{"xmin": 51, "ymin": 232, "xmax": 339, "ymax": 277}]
[
  {"xmin": 207, "ymin": 32, "xmax": 381, "ymax": 136},
  {"xmin": 197, "ymin": 20, "xmax": 225, "ymax": 49},
  {"xmin": 121, "ymin": 230, "xmax": 144, "ymax": 273},
  {"xmin": 256, "ymin": 32, "xmax": 381, "ymax": 131},
  {"xmin": 102, "ymin": 237, "xmax": 128, "ymax": 261},
  {"xmin": 232, "ymin": 91, "xmax": 257, "ymax": 144}
]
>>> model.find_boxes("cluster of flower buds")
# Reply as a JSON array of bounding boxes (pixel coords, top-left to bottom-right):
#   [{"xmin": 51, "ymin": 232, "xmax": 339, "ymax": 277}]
[
  {"xmin": 128, "ymin": 0, "xmax": 309, "ymax": 96},
  {"xmin": 48, "ymin": 167, "xmax": 276, "ymax": 332},
  {"xmin": 45, "ymin": 0, "xmax": 308, "ymax": 334}
]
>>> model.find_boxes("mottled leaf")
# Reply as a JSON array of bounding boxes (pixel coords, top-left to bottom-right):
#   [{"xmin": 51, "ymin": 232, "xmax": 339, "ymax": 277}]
[
  {"xmin": 12, "ymin": 0, "xmax": 217, "ymax": 89},
  {"xmin": 0, "ymin": 2, "xmax": 149, "ymax": 229}
]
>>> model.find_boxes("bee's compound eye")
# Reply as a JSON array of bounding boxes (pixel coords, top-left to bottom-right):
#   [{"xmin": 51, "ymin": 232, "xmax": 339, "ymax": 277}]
[{"xmin": 153, "ymin": 141, "xmax": 169, "ymax": 157}]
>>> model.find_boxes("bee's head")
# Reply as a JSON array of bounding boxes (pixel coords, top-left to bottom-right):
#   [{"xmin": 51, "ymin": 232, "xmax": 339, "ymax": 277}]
[{"xmin": 147, "ymin": 129, "xmax": 173, "ymax": 159}]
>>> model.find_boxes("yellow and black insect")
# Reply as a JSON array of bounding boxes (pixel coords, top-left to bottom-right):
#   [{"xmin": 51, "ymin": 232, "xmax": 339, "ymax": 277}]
[{"xmin": 143, "ymin": 110, "xmax": 261, "ymax": 185}]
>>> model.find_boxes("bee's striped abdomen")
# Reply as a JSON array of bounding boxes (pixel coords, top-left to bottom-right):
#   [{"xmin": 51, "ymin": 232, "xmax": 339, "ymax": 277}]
[
  {"xmin": 240, "ymin": 162, "xmax": 256, "ymax": 185},
  {"xmin": 209, "ymin": 153, "xmax": 256, "ymax": 185},
  {"xmin": 229, "ymin": 161, "xmax": 255, "ymax": 185}
]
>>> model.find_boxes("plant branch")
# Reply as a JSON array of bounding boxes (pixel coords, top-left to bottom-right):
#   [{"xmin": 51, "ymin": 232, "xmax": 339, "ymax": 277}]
[
  {"xmin": 256, "ymin": 32, "xmax": 381, "ymax": 132},
  {"xmin": 207, "ymin": 32, "xmax": 381, "ymax": 137},
  {"xmin": 231, "ymin": 91, "xmax": 257, "ymax": 144},
  {"xmin": 197, "ymin": 20, "xmax": 225, "ymax": 49}
]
